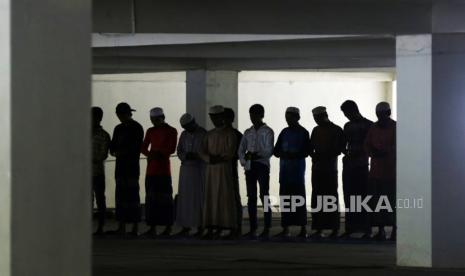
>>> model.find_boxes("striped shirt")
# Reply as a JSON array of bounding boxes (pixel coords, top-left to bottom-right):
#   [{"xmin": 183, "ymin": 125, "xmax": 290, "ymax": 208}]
[{"xmin": 92, "ymin": 126, "xmax": 111, "ymax": 177}]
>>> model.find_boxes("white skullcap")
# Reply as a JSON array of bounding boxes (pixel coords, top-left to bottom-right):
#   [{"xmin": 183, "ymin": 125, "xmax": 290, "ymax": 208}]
[
  {"xmin": 209, "ymin": 105, "xmax": 225, "ymax": 115},
  {"xmin": 312, "ymin": 106, "xmax": 327, "ymax": 115},
  {"xmin": 150, "ymin": 107, "xmax": 164, "ymax": 117},
  {"xmin": 376, "ymin": 102, "xmax": 391, "ymax": 112},
  {"xmin": 180, "ymin": 113, "xmax": 194, "ymax": 126},
  {"xmin": 286, "ymin": 106, "xmax": 300, "ymax": 115}
]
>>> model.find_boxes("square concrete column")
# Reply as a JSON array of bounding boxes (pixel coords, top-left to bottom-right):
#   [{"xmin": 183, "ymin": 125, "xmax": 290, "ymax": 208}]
[
  {"xmin": 397, "ymin": 34, "xmax": 465, "ymax": 268},
  {"xmin": 186, "ymin": 70, "xmax": 238, "ymax": 130},
  {"xmin": 0, "ymin": 1, "xmax": 91, "ymax": 275}
]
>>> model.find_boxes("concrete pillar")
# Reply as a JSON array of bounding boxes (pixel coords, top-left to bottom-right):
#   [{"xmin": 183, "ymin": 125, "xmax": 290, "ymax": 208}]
[
  {"xmin": 186, "ymin": 70, "xmax": 238, "ymax": 130},
  {"xmin": 396, "ymin": 34, "xmax": 433, "ymax": 267},
  {"xmin": 397, "ymin": 34, "xmax": 465, "ymax": 268},
  {"xmin": 0, "ymin": 1, "xmax": 12, "ymax": 274},
  {"xmin": 0, "ymin": 1, "xmax": 91, "ymax": 275}
]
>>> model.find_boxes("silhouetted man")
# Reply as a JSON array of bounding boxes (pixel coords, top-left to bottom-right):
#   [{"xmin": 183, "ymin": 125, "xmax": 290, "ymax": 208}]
[
  {"xmin": 340, "ymin": 100, "xmax": 373, "ymax": 239},
  {"xmin": 238, "ymin": 104, "xmax": 274, "ymax": 239},
  {"xmin": 141, "ymin": 107, "xmax": 178, "ymax": 237},
  {"xmin": 365, "ymin": 102, "xmax": 396, "ymax": 241},
  {"xmin": 110, "ymin": 102, "xmax": 144, "ymax": 235},
  {"xmin": 175, "ymin": 113, "xmax": 207, "ymax": 237},
  {"xmin": 201, "ymin": 105, "xmax": 238, "ymax": 239},
  {"xmin": 309, "ymin": 106, "xmax": 345, "ymax": 239},
  {"xmin": 92, "ymin": 107, "xmax": 111, "ymax": 235},
  {"xmin": 224, "ymin": 107, "xmax": 243, "ymax": 236},
  {"xmin": 273, "ymin": 107, "xmax": 309, "ymax": 238}
]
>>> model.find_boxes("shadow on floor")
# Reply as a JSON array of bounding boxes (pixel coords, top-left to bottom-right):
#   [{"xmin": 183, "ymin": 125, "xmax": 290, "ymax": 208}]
[{"xmin": 93, "ymin": 219, "xmax": 464, "ymax": 276}]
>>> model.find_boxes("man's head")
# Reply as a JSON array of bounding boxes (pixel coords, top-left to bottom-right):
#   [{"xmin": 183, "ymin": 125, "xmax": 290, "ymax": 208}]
[
  {"xmin": 312, "ymin": 106, "xmax": 329, "ymax": 126},
  {"xmin": 340, "ymin": 100, "xmax": 360, "ymax": 121},
  {"xmin": 92, "ymin": 107, "xmax": 103, "ymax": 128},
  {"xmin": 249, "ymin": 104, "xmax": 265, "ymax": 126},
  {"xmin": 180, "ymin": 113, "xmax": 197, "ymax": 132},
  {"xmin": 376, "ymin": 102, "xmax": 391, "ymax": 123},
  {"xmin": 209, "ymin": 105, "xmax": 225, "ymax": 128},
  {"xmin": 115, "ymin": 102, "xmax": 135, "ymax": 123},
  {"xmin": 150, "ymin": 107, "xmax": 165, "ymax": 126},
  {"xmin": 223, "ymin": 108, "xmax": 235, "ymax": 127},
  {"xmin": 285, "ymin": 107, "xmax": 300, "ymax": 127}
]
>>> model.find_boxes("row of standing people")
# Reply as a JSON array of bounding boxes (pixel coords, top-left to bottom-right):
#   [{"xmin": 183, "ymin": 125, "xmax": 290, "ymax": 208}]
[{"xmin": 92, "ymin": 100, "xmax": 396, "ymax": 240}]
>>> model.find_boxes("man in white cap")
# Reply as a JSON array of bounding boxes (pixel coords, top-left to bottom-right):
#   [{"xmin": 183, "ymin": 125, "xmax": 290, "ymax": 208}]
[
  {"xmin": 110, "ymin": 102, "xmax": 144, "ymax": 235},
  {"xmin": 273, "ymin": 107, "xmax": 310, "ymax": 239},
  {"xmin": 175, "ymin": 113, "xmax": 207, "ymax": 237},
  {"xmin": 141, "ymin": 107, "xmax": 178, "ymax": 237},
  {"xmin": 309, "ymin": 106, "xmax": 345, "ymax": 239},
  {"xmin": 365, "ymin": 102, "xmax": 396, "ymax": 241},
  {"xmin": 200, "ymin": 105, "xmax": 239, "ymax": 239}
]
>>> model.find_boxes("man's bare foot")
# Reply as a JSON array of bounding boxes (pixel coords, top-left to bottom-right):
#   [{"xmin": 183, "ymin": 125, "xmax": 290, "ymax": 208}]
[
  {"xmin": 373, "ymin": 229, "xmax": 386, "ymax": 241},
  {"xmin": 338, "ymin": 232, "xmax": 352, "ymax": 239},
  {"xmin": 173, "ymin": 228, "xmax": 190, "ymax": 237},
  {"xmin": 159, "ymin": 226, "xmax": 172, "ymax": 237},
  {"xmin": 328, "ymin": 230, "xmax": 339, "ymax": 240},
  {"xmin": 242, "ymin": 229, "xmax": 257, "ymax": 239},
  {"xmin": 93, "ymin": 226, "xmax": 105, "ymax": 236},
  {"xmin": 273, "ymin": 228, "xmax": 290, "ymax": 238},
  {"xmin": 309, "ymin": 230, "xmax": 322, "ymax": 239},
  {"xmin": 259, "ymin": 228, "xmax": 270, "ymax": 240},
  {"xmin": 192, "ymin": 227, "xmax": 204, "ymax": 238},
  {"xmin": 297, "ymin": 227, "xmax": 308, "ymax": 239}
]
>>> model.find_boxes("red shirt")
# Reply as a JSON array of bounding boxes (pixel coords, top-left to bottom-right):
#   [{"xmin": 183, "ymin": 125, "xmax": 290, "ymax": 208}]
[
  {"xmin": 365, "ymin": 119, "xmax": 396, "ymax": 181},
  {"xmin": 141, "ymin": 124, "xmax": 178, "ymax": 176}
]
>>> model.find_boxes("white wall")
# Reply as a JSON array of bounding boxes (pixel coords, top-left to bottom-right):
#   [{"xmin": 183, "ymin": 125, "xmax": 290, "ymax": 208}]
[{"xmin": 92, "ymin": 71, "xmax": 395, "ymax": 209}]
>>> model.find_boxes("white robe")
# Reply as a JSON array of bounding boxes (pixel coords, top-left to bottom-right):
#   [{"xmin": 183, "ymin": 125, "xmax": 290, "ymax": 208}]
[
  {"xmin": 176, "ymin": 127, "xmax": 206, "ymax": 228},
  {"xmin": 201, "ymin": 126, "xmax": 238, "ymax": 228}
]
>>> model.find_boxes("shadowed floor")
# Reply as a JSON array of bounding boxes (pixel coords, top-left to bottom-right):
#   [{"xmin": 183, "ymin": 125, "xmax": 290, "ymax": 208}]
[
  {"xmin": 94, "ymin": 238, "xmax": 392, "ymax": 276},
  {"xmin": 92, "ymin": 219, "xmax": 464, "ymax": 276},
  {"xmin": 93, "ymin": 238, "xmax": 465, "ymax": 276}
]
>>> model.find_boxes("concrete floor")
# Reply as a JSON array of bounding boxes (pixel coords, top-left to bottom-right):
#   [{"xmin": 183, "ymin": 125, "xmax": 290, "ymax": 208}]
[
  {"xmin": 93, "ymin": 238, "xmax": 465, "ymax": 276},
  {"xmin": 92, "ymin": 218, "xmax": 465, "ymax": 276}
]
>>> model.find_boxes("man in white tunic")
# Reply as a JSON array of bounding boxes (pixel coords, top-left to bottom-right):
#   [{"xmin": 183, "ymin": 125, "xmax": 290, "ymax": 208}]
[
  {"xmin": 201, "ymin": 105, "xmax": 239, "ymax": 239},
  {"xmin": 175, "ymin": 113, "xmax": 207, "ymax": 237}
]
